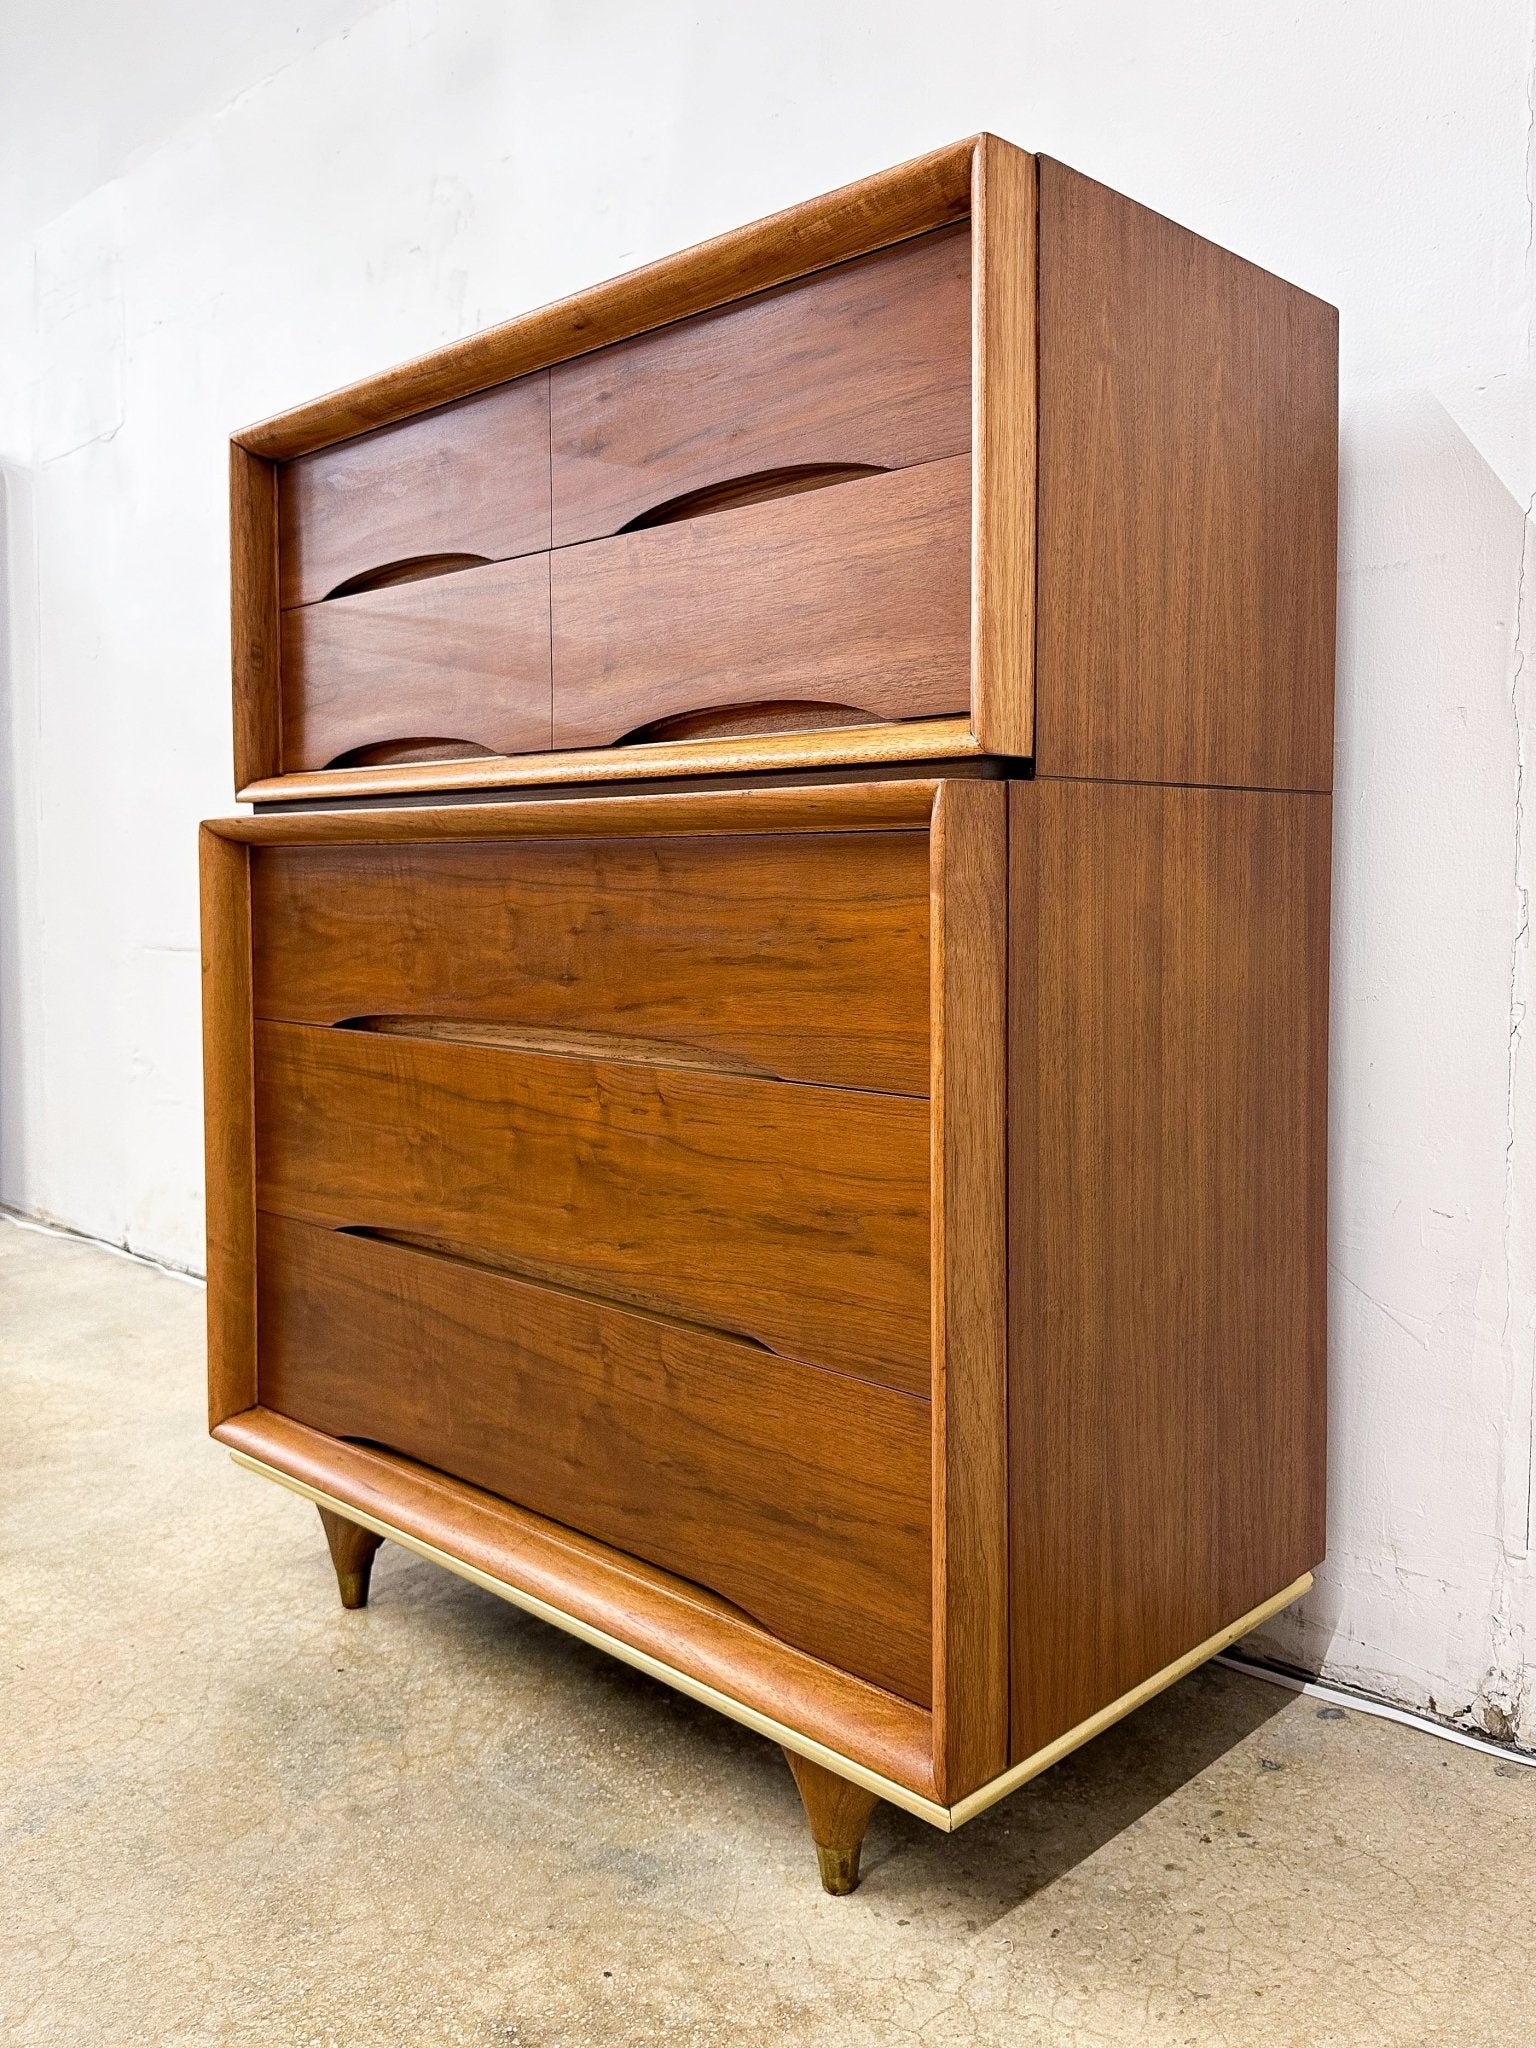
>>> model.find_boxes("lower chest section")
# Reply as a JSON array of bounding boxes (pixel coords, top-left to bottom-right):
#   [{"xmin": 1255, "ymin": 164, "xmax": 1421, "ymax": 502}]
[{"xmin": 221, "ymin": 797, "xmax": 982, "ymax": 1721}]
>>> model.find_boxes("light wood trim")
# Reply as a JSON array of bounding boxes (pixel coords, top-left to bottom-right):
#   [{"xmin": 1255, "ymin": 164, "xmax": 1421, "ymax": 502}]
[
  {"xmin": 224, "ymin": 1441, "xmax": 1309, "ymax": 1830},
  {"xmin": 235, "ymin": 140, "xmax": 979, "ymax": 462},
  {"xmin": 236, "ymin": 716, "xmax": 982, "ymax": 806},
  {"xmin": 207, "ymin": 779, "xmax": 943, "ymax": 846},
  {"xmin": 347, "ymin": 1020, "xmax": 778, "ymax": 1078},
  {"xmin": 230, "ymin": 445, "xmax": 281, "ymax": 789},
  {"xmin": 969, "ymin": 136, "xmax": 1037, "ymax": 756},
  {"xmin": 218, "ymin": 1412, "xmax": 939, "ymax": 1804},
  {"xmin": 200, "ymin": 827, "xmax": 257, "ymax": 1426},
  {"xmin": 928, "ymin": 779, "xmax": 1010, "ymax": 1799},
  {"xmin": 945, "ymin": 1571, "xmax": 1315, "ymax": 1826}
]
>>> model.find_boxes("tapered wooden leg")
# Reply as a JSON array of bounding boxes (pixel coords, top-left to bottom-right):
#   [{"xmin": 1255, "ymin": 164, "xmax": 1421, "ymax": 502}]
[
  {"xmin": 785, "ymin": 1750, "xmax": 880, "ymax": 1895},
  {"xmin": 318, "ymin": 1507, "xmax": 383, "ymax": 1609}
]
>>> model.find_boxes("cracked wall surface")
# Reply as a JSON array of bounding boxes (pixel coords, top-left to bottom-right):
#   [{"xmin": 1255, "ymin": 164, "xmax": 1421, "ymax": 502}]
[{"xmin": 1, "ymin": 0, "xmax": 1534, "ymax": 1748}]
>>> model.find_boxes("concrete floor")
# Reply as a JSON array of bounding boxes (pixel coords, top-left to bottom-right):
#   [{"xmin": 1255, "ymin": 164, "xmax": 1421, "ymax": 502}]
[{"xmin": 2, "ymin": 1220, "xmax": 1532, "ymax": 2048}]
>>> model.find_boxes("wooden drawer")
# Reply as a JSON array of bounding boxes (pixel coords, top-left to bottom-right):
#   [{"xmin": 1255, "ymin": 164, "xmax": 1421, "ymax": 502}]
[
  {"xmin": 551, "ymin": 456, "xmax": 970, "ymax": 749},
  {"xmin": 249, "ymin": 829, "xmax": 930, "ymax": 1094},
  {"xmin": 258, "ymin": 1215, "xmax": 932, "ymax": 1702},
  {"xmin": 549, "ymin": 225, "xmax": 970, "ymax": 546},
  {"xmin": 278, "ymin": 374, "xmax": 550, "ymax": 608},
  {"xmin": 279, "ymin": 555, "xmax": 551, "ymax": 771},
  {"xmin": 254, "ymin": 1019, "xmax": 930, "ymax": 1392}
]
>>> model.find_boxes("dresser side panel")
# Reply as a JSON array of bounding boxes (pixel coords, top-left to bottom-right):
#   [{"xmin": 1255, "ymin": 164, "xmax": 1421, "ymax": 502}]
[
  {"xmin": 1008, "ymin": 778, "xmax": 1329, "ymax": 1760},
  {"xmin": 1034, "ymin": 159, "xmax": 1339, "ymax": 791}
]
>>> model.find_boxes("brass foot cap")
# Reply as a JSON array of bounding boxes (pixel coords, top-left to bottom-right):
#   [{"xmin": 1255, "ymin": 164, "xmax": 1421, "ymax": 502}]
[{"xmin": 816, "ymin": 1844, "xmax": 863, "ymax": 1896}]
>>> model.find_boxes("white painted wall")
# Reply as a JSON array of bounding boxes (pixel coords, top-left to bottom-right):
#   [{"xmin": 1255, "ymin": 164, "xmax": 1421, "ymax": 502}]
[{"xmin": 2, "ymin": 0, "xmax": 1533, "ymax": 1747}]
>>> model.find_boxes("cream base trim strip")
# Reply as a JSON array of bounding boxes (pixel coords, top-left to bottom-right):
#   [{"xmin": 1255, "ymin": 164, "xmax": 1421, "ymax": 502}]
[
  {"xmin": 230, "ymin": 1448, "xmax": 1310, "ymax": 1831},
  {"xmin": 945, "ymin": 1570, "xmax": 1315, "ymax": 1825},
  {"xmin": 228, "ymin": 1449, "xmax": 949, "ymax": 1821}
]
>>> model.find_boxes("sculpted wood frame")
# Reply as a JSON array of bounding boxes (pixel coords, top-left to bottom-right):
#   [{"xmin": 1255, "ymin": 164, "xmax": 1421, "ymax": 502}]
[
  {"xmin": 232, "ymin": 136, "xmax": 1030, "ymax": 800},
  {"xmin": 206, "ymin": 136, "xmax": 1338, "ymax": 1891}
]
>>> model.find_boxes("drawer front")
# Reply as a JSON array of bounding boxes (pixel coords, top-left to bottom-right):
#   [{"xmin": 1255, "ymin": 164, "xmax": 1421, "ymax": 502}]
[
  {"xmin": 259, "ymin": 1215, "xmax": 932, "ymax": 1703},
  {"xmin": 279, "ymin": 556, "xmax": 551, "ymax": 771},
  {"xmin": 249, "ymin": 831, "xmax": 930, "ymax": 1095},
  {"xmin": 278, "ymin": 374, "xmax": 550, "ymax": 608},
  {"xmin": 550, "ymin": 456, "xmax": 970, "ymax": 750},
  {"xmin": 551, "ymin": 226, "xmax": 970, "ymax": 546},
  {"xmin": 254, "ymin": 1019, "xmax": 930, "ymax": 1393}
]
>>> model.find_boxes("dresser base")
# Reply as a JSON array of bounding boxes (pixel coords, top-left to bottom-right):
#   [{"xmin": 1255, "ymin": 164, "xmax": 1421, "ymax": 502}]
[{"xmin": 225, "ymin": 1435, "xmax": 1310, "ymax": 1837}]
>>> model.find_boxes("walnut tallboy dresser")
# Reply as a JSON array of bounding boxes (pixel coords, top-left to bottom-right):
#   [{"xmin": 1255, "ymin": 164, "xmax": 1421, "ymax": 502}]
[{"xmin": 202, "ymin": 137, "xmax": 1336, "ymax": 1894}]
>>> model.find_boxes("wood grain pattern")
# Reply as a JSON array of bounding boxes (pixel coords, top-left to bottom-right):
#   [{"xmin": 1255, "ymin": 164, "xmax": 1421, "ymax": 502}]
[
  {"xmin": 551, "ymin": 458, "xmax": 970, "ymax": 750},
  {"xmin": 201, "ymin": 827, "xmax": 258, "ymax": 1427},
  {"xmin": 230, "ymin": 446, "xmax": 281, "ymax": 789},
  {"xmin": 248, "ymin": 830, "xmax": 931, "ymax": 1094},
  {"xmin": 203, "ymin": 134, "xmax": 1345, "ymax": 1835},
  {"xmin": 214, "ymin": 1406, "xmax": 941, "ymax": 1798},
  {"xmin": 259, "ymin": 1216, "xmax": 933, "ymax": 1702},
  {"xmin": 235, "ymin": 720, "xmax": 979, "ymax": 806},
  {"xmin": 785, "ymin": 1751, "xmax": 881, "ymax": 1894},
  {"xmin": 1008, "ymin": 777, "xmax": 1330, "ymax": 1762},
  {"xmin": 210, "ymin": 778, "xmax": 943, "ymax": 846},
  {"xmin": 550, "ymin": 227, "xmax": 970, "ymax": 545},
  {"xmin": 928, "ymin": 780, "xmax": 1009, "ymax": 1799},
  {"xmin": 1034, "ymin": 159, "xmax": 1339, "ymax": 790},
  {"xmin": 254, "ymin": 1021, "xmax": 931, "ymax": 1391},
  {"xmin": 278, "ymin": 373, "xmax": 550, "ymax": 608},
  {"xmin": 969, "ymin": 136, "xmax": 1036, "ymax": 757},
  {"xmin": 236, "ymin": 140, "xmax": 978, "ymax": 461},
  {"xmin": 280, "ymin": 554, "xmax": 552, "ymax": 771}
]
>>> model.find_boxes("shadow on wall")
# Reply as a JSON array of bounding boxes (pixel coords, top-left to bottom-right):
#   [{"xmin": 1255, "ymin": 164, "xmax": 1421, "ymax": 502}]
[{"xmin": 0, "ymin": 461, "xmax": 37, "ymax": 1205}]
